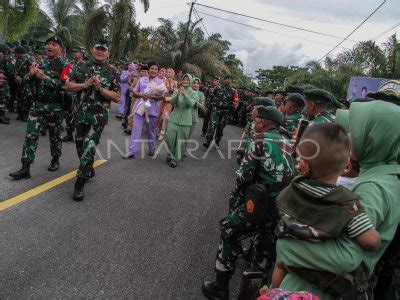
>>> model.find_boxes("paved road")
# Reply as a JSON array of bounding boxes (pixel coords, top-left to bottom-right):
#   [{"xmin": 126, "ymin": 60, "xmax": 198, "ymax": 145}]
[{"xmin": 0, "ymin": 106, "xmax": 244, "ymax": 299}]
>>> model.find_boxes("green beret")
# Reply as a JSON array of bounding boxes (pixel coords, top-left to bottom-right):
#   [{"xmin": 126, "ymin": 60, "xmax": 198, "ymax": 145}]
[
  {"xmin": 92, "ymin": 38, "xmax": 109, "ymax": 49},
  {"xmin": 329, "ymin": 93, "xmax": 342, "ymax": 108},
  {"xmin": 24, "ymin": 45, "xmax": 31, "ymax": 53},
  {"xmin": 15, "ymin": 46, "xmax": 27, "ymax": 54},
  {"xmin": 256, "ymin": 106, "xmax": 283, "ymax": 125},
  {"xmin": 5, "ymin": 42, "xmax": 14, "ymax": 49},
  {"xmin": 224, "ymin": 74, "xmax": 232, "ymax": 80},
  {"xmin": 264, "ymin": 90, "xmax": 275, "ymax": 95},
  {"xmin": 45, "ymin": 36, "xmax": 64, "ymax": 48},
  {"xmin": 20, "ymin": 39, "xmax": 28, "ymax": 46},
  {"xmin": 304, "ymin": 88, "xmax": 333, "ymax": 104},
  {"xmin": 0, "ymin": 43, "xmax": 10, "ymax": 53},
  {"xmin": 13, "ymin": 41, "xmax": 20, "ymax": 47},
  {"xmin": 366, "ymin": 91, "xmax": 400, "ymax": 106},
  {"xmin": 253, "ymin": 97, "xmax": 275, "ymax": 107},
  {"xmin": 287, "ymin": 93, "xmax": 305, "ymax": 105},
  {"xmin": 286, "ymin": 85, "xmax": 304, "ymax": 95},
  {"xmin": 275, "ymin": 88, "xmax": 287, "ymax": 96},
  {"xmin": 28, "ymin": 40, "xmax": 35, "ymax": 46}
]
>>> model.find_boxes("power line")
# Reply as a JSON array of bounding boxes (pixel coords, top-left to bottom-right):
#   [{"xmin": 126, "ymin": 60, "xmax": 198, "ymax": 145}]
[
  {"xmin": 193, "ymin": 7, "xmax": 210, "ymax": 38},
  {"xmin": 194, "ymin": 2, "xmax": 358, "ymax": 42},
  {"xmin": 372, "ymin": 20, "xmax": 400, "ymax": 40},
  {"xmin": 196, "ymin": 10, "xmax": 350, "ymax": 50},
  {"xmin": 317, "ymin": 0, "xmax": 387, "ymax": 62}
]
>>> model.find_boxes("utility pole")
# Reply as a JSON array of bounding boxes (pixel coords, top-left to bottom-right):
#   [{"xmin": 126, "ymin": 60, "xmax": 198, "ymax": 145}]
[{"xmin": 181, "ymin": 1, "xmax": 196, "ymax": 69}]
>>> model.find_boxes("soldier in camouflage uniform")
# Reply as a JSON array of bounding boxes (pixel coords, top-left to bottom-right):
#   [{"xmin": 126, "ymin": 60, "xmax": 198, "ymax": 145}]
[
  {"xmin": 304, "ymin": 89, "xmax": 335, "ymax": 124},
  {"xmin": 201, "ymin": 76, "xmax": 220, "ymax": 137},
  {"xmin": 14, "ymin": 46, "xmax": 35, "ymax": 122},
  {"xmin": 283, "ymin": 93, "xmax": 305, "ymax": 134},
  {"xmin": 65, "ymin": 39, "xmax": 120, "ymax": 202},
  {"xmin": 204, "ymin": 74, "xmax": 235, "ymax": 149},
  {"xmin": 0, "ymin": 69, "xmax": 10, "ymax": 124},
  {"xmin": 62, "ymin": 46, "xmax": 86, "ymax": 142},
  {"xmin": 202, "ymin": 106, "xmax": 295, "ymax": 300},
  {"xmin": 9, "ymin": 36, "xmax": 69, "ymax": 180},
  {"xmin": 0, "ymin": 43, "xmax": 12, "ymax": 124}
]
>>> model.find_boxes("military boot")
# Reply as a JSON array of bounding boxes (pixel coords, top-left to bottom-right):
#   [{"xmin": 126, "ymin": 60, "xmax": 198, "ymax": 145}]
[
  {"xmin": 62, "ymin": 130, "xmax": 74, "ymax": 142},
  {"xmin": 0, "ymin": 111, "xmax": 10, "ymax": 124},
  {"xmin": 48, "ymin": 157, "xmax": 60, "ymax": 171},
  {"xmin": 203, "ymin": 140, "xmax": 212, "ymax": 149},
  {"xmin": 9, "ymin": 162, "xmax": 31, "ymax": 180},
  {"xmin": 73, "ymin": 177, "xmax": 86, "ymax": 201},
  {"xmin": 201, "ymin": 273, "xmax": 230, "ymax": 300}
]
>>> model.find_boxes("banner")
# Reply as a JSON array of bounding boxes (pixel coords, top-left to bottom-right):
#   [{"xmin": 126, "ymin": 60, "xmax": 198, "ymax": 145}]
[{"xmin": 346, "ymin": 76, "xmax": 388, "ymax": 102}]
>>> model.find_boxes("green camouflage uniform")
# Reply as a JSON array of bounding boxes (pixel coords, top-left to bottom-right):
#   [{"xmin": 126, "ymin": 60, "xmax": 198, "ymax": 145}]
[
  {"xmin": 21, "ymin": 56, "xmax": 68, "ymax": 162},
  {"xmin": 15, "ymin": 54, "xmax": 35, "ymax": 116},
  {"xmin": 216, "ymin": 129, "xmax": 295, "ymax": 275},
  {"xmin": 284, "ymin": 112, "xmax": 303, "ymax": 134},
  {"xmin": 64, "ymin": 60, "xmax": 85, "ymax": 134},
  {"xmin": 310, "ymin": 111, "xmax": 335, "ymax": 124},
  {"xmin": 69, "ymin": 60, "xmax": 119, "ymax": 179},
  {"xmin": 0, "ymin": 74, "xmax": 10, "ymax": 113},
  {"xmin": 205, "ymin": 84, "xmax": 235, "ymax": 143},
  {"xmin": 0, "ymin": 54, "xmax": 15, "ymax": 112},
  {"xmin": 2, "ymin": 54, "xmax": 16, "ymax": 110}
]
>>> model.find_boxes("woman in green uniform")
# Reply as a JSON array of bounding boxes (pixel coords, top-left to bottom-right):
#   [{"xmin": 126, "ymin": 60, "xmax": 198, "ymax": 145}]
[{"xmin": 165, "ymin": 74, "xmax": 195, "ymax": 168}]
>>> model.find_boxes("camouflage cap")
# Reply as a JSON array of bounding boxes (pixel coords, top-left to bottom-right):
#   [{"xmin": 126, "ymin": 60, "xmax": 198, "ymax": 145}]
[
  {"xmin": 72, "ymin": 46, "xmax": 86, "ymax": 53},
  {"xmin": 253, "ymin": 97, "xmax": 275, "ymax": 107},
  {"xmin": 256, "ymin": 106, "xmax": 283, "ymax": 125},
  {"xmin": 287, "ymin": 92, "xmax": 305, "ymax": 105},
  {"xmin": 34, "ymin": 48, "xmax": 45, "ymax": 55},
  {"xmin": 304, "ymin": 88, "xmax": 333, "ymax": 104},
  {"xmin": 45, "ymin": 36, "xmax": 64, "ymax": 48},
  {"xmin": 92, "ymin": 38, "xmax": 109, "ymax": 50}
]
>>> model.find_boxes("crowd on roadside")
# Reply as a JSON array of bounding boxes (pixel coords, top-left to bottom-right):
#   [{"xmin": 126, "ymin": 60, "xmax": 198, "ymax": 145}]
[{"xmin": 1, "ymin": 36, "xmax": 400, "ymax": 300}]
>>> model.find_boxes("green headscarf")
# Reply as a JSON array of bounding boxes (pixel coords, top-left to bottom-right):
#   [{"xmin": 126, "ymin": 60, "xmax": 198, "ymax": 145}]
[
  {"xmin": 336, "ymin": 101, "xmax": 400, "ymax": 169},
  {"xmin": 182, "ymin": 73, "xmax": 194, "ymax": 91},
  {"xmin": 192, "ymin": 76, "xmax": 201, "ymax": 90}
]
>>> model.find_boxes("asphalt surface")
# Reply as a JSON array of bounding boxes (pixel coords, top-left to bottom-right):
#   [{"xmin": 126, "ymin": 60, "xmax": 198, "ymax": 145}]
[{"xmin": 0, "ymin": 105, "xmax": 244, "ymax": 299}]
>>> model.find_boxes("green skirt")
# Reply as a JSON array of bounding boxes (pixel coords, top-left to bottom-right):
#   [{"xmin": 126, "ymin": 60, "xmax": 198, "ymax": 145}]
[{"xmin": 165, "ymin": 122, "xmax": 191, "ymax": 161}]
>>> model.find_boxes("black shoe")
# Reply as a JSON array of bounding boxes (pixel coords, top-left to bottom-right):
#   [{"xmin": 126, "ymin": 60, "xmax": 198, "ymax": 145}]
[
  {"xmin": 88, "ymin": 167, "xmax": 95, "ymax": 178},
  {"xmin": 148, "ymin": 150, "xmax": 155, "ymax": 157},
  {"xmin": 0, "ymin": 115, "xmax": 10, "ymax": 124},
  {"xmin": 203, "ymin": 141, "xmax": 211, "ymax": 149},
  {"xmin": 48, "ymin": 157, "xmax": 60, "ymax": 172},
  {"xmin": 124, "ymin": 129, "xmax": 131, "ymax": 135},
  {"xmin": 9, "ymin": 162, "xmax": 31, "ymax": 180},
  {"xmin": 16, "ymin": 114, "xmax": 23, "ymax": 121},
  {"xmin": 215, "ymin": 140, "xmax": 220, "ymax": 149},
  {"xmin": 40, "ymin": 130, "xmax": 47, "ymax": 136},
  {"xmin": 115, "ymin": 114, "xmax": 123, "ymax": 120},
  {"xmin": 123, "ymin": 153, "xmax": 135, "ymax": 159},
  {"xmin": 201, "ymin": 281, "xmax": 229, "ymax": 300},
  {"xmin": 73, "ymin": 177, "xmax": 86, "ymax": 201},
  {"xmin": 62, "ymin": 133, "xmax": 74, "ymax": 142}
]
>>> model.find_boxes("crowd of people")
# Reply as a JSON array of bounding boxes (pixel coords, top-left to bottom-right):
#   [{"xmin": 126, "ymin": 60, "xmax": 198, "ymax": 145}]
[{"xmin": 1, "ymin": 35, "xmax": 400, "ymax": 299}]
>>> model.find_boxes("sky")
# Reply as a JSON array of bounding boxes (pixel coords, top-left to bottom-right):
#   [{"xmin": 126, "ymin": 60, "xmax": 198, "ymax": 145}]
[{"xmin": 133, "ymin": 0, "xmax": 400, "ymax": 75}]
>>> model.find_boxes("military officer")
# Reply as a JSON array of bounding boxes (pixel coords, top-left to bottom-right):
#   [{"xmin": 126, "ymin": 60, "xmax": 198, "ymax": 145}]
[
  {"xmin": 202, "ymin": 106, "xmax": 295, "ymax": 299},
  {"xmin": 304, "ymin": 88, "xmax": 336, "ymax": 124},
  {"xmin": 9, "ymin": 36, "xmax": 69, "ymax": 180},
  {"xmin": 204, "ymin": 74, "xmax": 235, "ymax": 149},
  {"xmin": 65, "ymin": 39, "xmax": 120, "ymax": 202},
  {"xmin": 283, "ymin": 92, "xmax": 305, "ymax": 134}
]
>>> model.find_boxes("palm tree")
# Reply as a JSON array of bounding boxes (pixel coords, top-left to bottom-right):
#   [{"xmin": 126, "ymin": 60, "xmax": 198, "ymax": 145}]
[
  {"xmin": 83, "ymin": 0, "xmax": 147, "ymax": 61},
  {"xmin": 0, "ymin": 0, "xmax": 40, "ymax": 42},
  {"xmin": 143, "ymin": 18, "xmax": 229, "ymax": 77}
]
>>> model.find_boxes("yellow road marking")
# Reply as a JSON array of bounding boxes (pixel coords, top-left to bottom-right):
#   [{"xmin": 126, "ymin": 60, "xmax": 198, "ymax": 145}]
[{"xmin": 0, "ymin": 159, "xmax": 107, "ymax": 212}]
